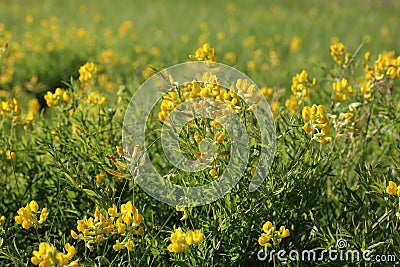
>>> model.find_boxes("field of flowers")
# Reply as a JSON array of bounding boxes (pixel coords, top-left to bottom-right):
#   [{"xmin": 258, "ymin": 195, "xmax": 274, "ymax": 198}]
[{"xmin": 1, "ymin": 0, "xmax": 400, "ymax": 266}]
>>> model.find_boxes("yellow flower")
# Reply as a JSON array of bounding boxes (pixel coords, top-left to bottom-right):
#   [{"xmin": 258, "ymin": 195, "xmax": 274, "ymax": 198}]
[
  {"xmin": 0, "ymin": 215, "xmax": 4, "ymax": 226},
  {"xmin": 330, "ymin": 40, "xmax": 347, "ymax": 66},
  {"xmin": 79, "ymin": 62, "xmax": 98, "ymax": 83},
  {"xmin": 113, "ymin": 240, "xmax": 123, "ymax": 251},
  {"xmin": 290, "ymin": 36, "xmax": 302, "ymax": 52},
  {"xmin": 38, "ymin": 208, "xmax": 49, "ymax": 224},
  {"xmin": 100, "ymin": 49, "xmax": 116, "ymax": 65},
  {"xmin": 301, "ymin": 104, "xmax": 331, "ymax": 144},
  {"xmin": 192, "ymin": 229, "xmax": 204, "ymax": 243},
  {"xmin": 31, "ymin": 242, "xmax": 78, "ymax": 266},
  {"xmin": 290, "ymin": 70, "xmax": 316, "ymax": 102},
  {"xmin": 194, "ymin": 132, "xmax": 202, "ymax": 144},
  {"xmin": 216, "ymin": 132, "xmax": 226, "ymax": 143},
  {"xmin": 386, "ymin": 181, "xmax": 397, "ymax": 195},
  {"xmin": 262, "ymin": 221, "xmax": 273, "ymax": 233},
  {"xmin": 0, "ymin": 98, "xmax": 21, "ymax": 119},
  {"xmin": 279, "ymin": 226, "xmax": 290, "ymax": 238},
  {"xmin": 44, "ymin": 88, "xmax": 71, "ymax": 107},
  {"xmin": 120, "ymin": 201, "xmax": 143, "ymax": 226},
  {"xmin": 285, "ymin": 94, "xmax": 298, "ymax": 115},
  {"xmin": 116, "ymin": 146, "xmax": 124, "ymax": 157},
  {"xmin": 189, "ymin": 43, "xmax": 217, "ymax": 62},
  {"xmin": 15, "ymin": 201, "xmax": 47, "ymax": 230},
  {"xmin": 115, "ymin": 218, "xmax": 127, "ymax": 234},
  {"xmin": 125, "ymin": 239, "xmax": 135, "ymax": 251},
  {"xmin": 332, "ymin": 78, "xmax": 354, "ymax": 101},
  {"xmin": 87, "ymin": 91, "xmax": 105, "ymax": 105},
  {"xmin": 258, "ymin": 233, "xmax": 271, "ymax": 247},
  {"xmin": 364, "ymin": 51, "xmax": 371, "ymax": 61},
  {"xmin": 95, "ymin": 172, "xmax": 105, "ymax": 184},
  {"xmin": 71, "ymin": 230, "xmax": 79, "ymax": 239},
  {"xmin": 209, "ymin": 168, "xmax": 218, "ymax": 177},
  {"xmin": 168, "ymin": 228, "xmax": 203, "ymax": 253},
  {"xmin": 5, "ymin": 150, "xmax": 15, "ymax": 160},
  {"xmin": 167, "ymin": 241, "xmax": 188, "ymax": 253},
  {"xmin": 108, "ymin": 204, "xmax": 118, "ymax": 217},
  {"xmin": 259, "ymin": 221, "xmax": 290, "ymax": 247}
]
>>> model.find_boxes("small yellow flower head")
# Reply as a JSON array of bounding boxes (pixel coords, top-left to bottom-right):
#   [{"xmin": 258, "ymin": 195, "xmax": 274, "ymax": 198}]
[
  {"xmin": 95, "ymin": 172, "xmax": 105, "ymax": 184},
  {"xmin": 285, "ymin": 94, "xmax": 299, "ymax": 115},
  {"xmin": 290, "ymin": 70, "xmax": 316, "ymax": 103},
  {"xmin": 168, "ymin": 228, "xmax": 204, "ymax": 253},
  {"xmin": 116, "ymin": 146, "xmax": 124, "ymax": 157},
  {"xmin": 87, "ymin": 91, "xmax": 105, "ymax": 105},
  {"xmin": 0, "ymin": 98, "xmax": 21, "ymax": 119},
  {"xmin": 0, "ymin": 215, "xmax": 5, "ymax": 226},
  {"xmin": 332, "ymin": 78, "xmax": 354, "ymax": 101},
  {"xmin": 259, "ymin": 221, "xmax": 290, "ymax": 247},
  {"xmin": 216, "ymin": 132, "xmax": 226, "ymax": 143},
  {"xmin": 386, "ymin": 181, "xmax": 397, "ymax": 195},
  {"xmin": 302, "ymin": 104, "xmax": 331, "ymax": 144},
  {"xmin": 38, "ymin": 208, "xmax": 49, "ymax": 224},
  {"xmin": 330, "ymin": 40, "xmax": 347, "ymax": 66},
  {"xmin": 258, "ymin": 233, "xmax": 271, "ymax": 247},
  {"xmin": 364, "ymin": 51, "xmax": 371, "ymax": 61},
  {"xmin": 262, "ymin": 221, "xmax": 273, "ymax": 233},
  {"xmin": 5, "ymin": 150, "xmax": 15, "ymax": 160},
  {"xmin": 125, "ymin": 239, "xmax": 135, "ymax": 251},
  {"xmin": 290, "ymin": 36, "xmax": 302, "ymax": 52},
  {"xmin": 71, "ymin": 230, "xmax": 79, "ymax": 239},
  {"xmin": 44, "ymin": 88, "xmax": 71, "ymax": 107},
  {"xmin": 194, "ymin": 132, "xmax": 202, "ymax": 144},
  {"xmin": 113, "ymin": 240, "xmax": 123, "ymax": 251},
  {"xmin": 209, "ymin": 168, "xmax": 218, "ymax": 178},
  {"xmin": 31, "ymin": 242, "xmax": 78, "ymax": 266},
  {"xmin": 79, "ymin": 62, "xmax": 98, "ymax": 83},
  {"xmin": 100, "ymin": 49, "xmax": 116, "ymax": 65},
  {"xmin": 279, "ymin": 226, "xmax": 290, "ymax": 238},
  {"xmin": 189, "ymin": 43, "xmax": 217, "ymax": 62},
  {"xmin": 108, "ymin": 204, "xmax": 119, "ymax": 217},
  {"xmin": 192, "ymin": 229, "xmax": 204, "ymax": 243},
  {"xmin": 15, "ymin": 200, "xmax": 47, "ymax": 230}
]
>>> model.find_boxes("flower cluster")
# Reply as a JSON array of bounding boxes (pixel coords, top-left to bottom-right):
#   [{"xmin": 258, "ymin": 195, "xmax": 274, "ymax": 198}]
[
  {"xmin": 290, "ymin": 70, "xmax": 316, "ymax": 101},
  {"xmin": 71, "ymin": 201, "xmax": 144, "ymax": 252},
  {"xmin": 332, "ymin": 78, "xmax": 354, "ymax": 101},
  {"xmin": 386, "ymin": 181, "xmax": 400, "ymax": 196},
  {"xmin": 330, "ymin": 40, "xmax": 351, "ymax": 66},
  {"xmin": 362, "ymin": 50, "xmax": 400, "ymax": 99},
  {"xmin": 44, "ymin": 88, "xmax": 71, "ymax": 107},
  {"xmin": 87, "ymin": 91, "xmax": 105, "ymax": 105},
  {"xmin": 189, "ymin": 43, "xmax": 217, "ymax": 62},
  {"xmin": 258, "ymin": 221, "xmax": 290, "ymax": 247},
  {"xmin": 286, "ymin": 70, "xmax": 316, "ymax": 113},
  {"xmin": 25, "ymin": 98, "xmax": 41, "ymax": 122},
  {"xmin": 0, "ymin": 149, "xmax": 16, "ymax": 160},
  {"xmin": 167, "ymin": 227, "xmax": 204, "ymax": 253},
  {"xmin": 302, "ymin": 104, "xmax": 331, "ymax": 144},
  {"xmin": 0, "ymin": 98, "xmax": 21, "ymax": 119},
  {"xmin": 78, "ymin": 62, "xmax": 98, "ymax": 83},
  {"xmin": 31, "ymin": 242, "xmax": 78, "ymax": 267},
  {"xmin": 158, "ymin": 73, "xmax": 260, "ymax": 123},
  {"xmin": 14, "ymin": 200, "xmax": 48, "ymax": 230}
]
